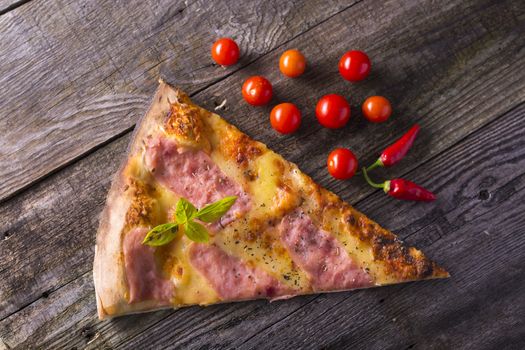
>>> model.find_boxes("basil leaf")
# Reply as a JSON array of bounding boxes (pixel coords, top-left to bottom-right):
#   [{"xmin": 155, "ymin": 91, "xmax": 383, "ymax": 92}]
[
  {"xmin": 184, "ymin": 221, "xmax": 209, "ymax": 243},
  {"xmin": 142, "ymin": 223, "xmax": 179, "ymax": 247},
  {"xmin": 176, "ymin": 198, "xmax": 197, "ymax": 223},
  {"xmin": 194, "ymin": 196, "xmax": 237, "ymax": 223},
  {"xmin": 142, "ymin": 196, "xmax": 234, "ymax": 247}
]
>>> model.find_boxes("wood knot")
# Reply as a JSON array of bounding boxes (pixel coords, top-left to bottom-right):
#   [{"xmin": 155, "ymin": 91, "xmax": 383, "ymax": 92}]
[{"xmin": 478, "ymin": 189, "xmax": 490, "ymax": 201}]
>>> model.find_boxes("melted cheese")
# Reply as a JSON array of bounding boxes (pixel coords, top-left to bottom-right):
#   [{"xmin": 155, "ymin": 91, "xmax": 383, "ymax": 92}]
[
  {"xmin": 123, "ymin": 108, "xmax": 399, "ymax": 307},
  {"xmin": 160, "ymin": 236, "xmax": 219, "ymax": 305},
  {"xmin": 318, "ymin": 207, "xmax": 393, "ymax": 285},
  {"xmin": 209, "ymin": 131, "xmax": 311, "ymax": 291}
]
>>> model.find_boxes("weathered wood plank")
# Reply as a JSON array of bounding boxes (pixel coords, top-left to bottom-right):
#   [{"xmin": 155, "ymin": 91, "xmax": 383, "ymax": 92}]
[
  {"xmin": 0, "ymin": 76, "xmax": 522, "ymax": 350},
  {"xmin": 0, "ymin": 134, "xmax": 127, "ymax": 317},
  {"xmin": 0, "ymin": 0, "xmax": 519, "ymax": 323},
  {"xmin": 0, "ymin": 0, "xmax": 524, "ymax": 347},
  {"xmin": 0, "ymin": 271, "xmax": 95, "ymax": 349},
  {"xmin": 0, "ymin": 0, "xmax": 357, "ymax": 202},
  {"xmin": 122, "ymin": 104, "xmax": 525, "ymax": 350}
]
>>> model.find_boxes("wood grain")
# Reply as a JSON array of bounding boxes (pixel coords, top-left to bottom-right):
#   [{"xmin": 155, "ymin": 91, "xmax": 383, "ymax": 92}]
[
  {"xmin": 0, "ymin": 0, "xmax": 524, "ymax": 348},
  {"xmin": 0, "ymin": 0, "xmax": 520, "ymax": 320},
  {"xmin": 0, "ymin": 0, "xmax": 357, "ymax": 202}
]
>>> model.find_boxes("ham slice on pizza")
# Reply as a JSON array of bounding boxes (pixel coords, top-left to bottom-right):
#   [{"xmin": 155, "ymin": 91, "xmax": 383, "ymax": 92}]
[{"xmin": 93, "ymin": 80, "xmax": 448, "ymax": 319}]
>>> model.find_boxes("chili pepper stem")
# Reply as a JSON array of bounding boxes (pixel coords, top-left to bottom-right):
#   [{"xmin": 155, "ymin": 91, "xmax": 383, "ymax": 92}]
[
  {"xmin": 383, "ymin": 180, "xmax": 391, "ymax": 193},
  {"xmin": 365, "ymin": 158, "xmax": 384, "ymax": 172},
  {"xmin": 362, "ymin": 167, "xmax": 385, "ymax": 189}
]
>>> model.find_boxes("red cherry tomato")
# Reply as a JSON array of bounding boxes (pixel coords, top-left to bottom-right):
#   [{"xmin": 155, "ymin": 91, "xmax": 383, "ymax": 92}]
[
  {"xmin": 327, "ymin": 148, "xmax": 358, "ymax": 180},
  {"xmin": 279, "ymin": 49, "xmax": 306, "ymax": 78},
  {"xmin": 315, "ymin": 94, "xmax": 351, "ymax": 128},
  {"xmin": 362, "ymin": 96, "xmax": 392, "ymax": 123},
  {"xmin": 242, "ymin": 76, "xmax": 273, "ymax": 106},
  {"xmin": 270, "ymin": 103, "xmax": 302, "ymax": 134},
  {"xmin": 211, "ymin": 38, "xmax": 240, "ymax": 66},
  {"xmin": 339, "ymin": 50, "xmax": 371, "ymax": 82}
]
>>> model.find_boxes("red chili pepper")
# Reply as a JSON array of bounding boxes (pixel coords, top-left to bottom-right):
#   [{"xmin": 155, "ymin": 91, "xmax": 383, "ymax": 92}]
[
  {"xmin": 385, "ymin": 178, "xmax": 436, "ymax": 201},
  {"xmin": 366, "ymin": 124, "xmax": 420, "ymax": 171},
  {"xmin": 362, "ymin": 168, "xmax": 436, "ymax": 202}
]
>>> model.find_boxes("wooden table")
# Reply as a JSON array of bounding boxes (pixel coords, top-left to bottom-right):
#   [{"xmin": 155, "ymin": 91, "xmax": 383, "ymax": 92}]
[{"xmin": 1, "ymin": 0, "xmax": 524, "ymax": 349}]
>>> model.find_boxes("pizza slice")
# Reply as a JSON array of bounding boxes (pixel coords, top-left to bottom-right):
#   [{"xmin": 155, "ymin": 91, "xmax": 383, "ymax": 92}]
[{"xmin": 93, "ymin": 80, "xmax": 448, "ymax": 319}]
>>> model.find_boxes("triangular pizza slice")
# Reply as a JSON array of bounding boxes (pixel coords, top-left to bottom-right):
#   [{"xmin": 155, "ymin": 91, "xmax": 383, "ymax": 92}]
[{"xmin": 93, "ymin": 80, "xmax": 448, "ymax": 319}]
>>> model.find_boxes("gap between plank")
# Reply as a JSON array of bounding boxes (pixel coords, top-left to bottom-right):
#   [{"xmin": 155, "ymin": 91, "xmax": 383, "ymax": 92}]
[
  {"xmin": 236, "ymin": 296, "xmax": 321, "ymax": 348},
  {"xmin": 0, "ymin": 0, "xmax": 363, "ymax": 205},
  {"xmin": 0, "ymin": 125, "xmax": 135, "ymax": 205},
  {"xmin": 0, "ymin": 269, "xmax": 92, "ymax": 323},
  {"xmin": 0, "ymin": 0, "xmax": 32, "ymax": 16}
]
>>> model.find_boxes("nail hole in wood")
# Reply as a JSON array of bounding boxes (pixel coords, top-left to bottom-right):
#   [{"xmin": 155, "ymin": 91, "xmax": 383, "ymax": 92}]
[
  {"xmin": 405, "ymin": 344, "xmax": 416, "ymax": 350},
  {"xmin": 378, "ymin": 298, "xmax": 385, "ymax": 304},
  {"xmin": 41, "ymin": 290, "xmax": 50, "ymax": 298},
  {"xmin": 478, "ymin": 190, "xmax": 490, "ymax": 200},
  {"xmin": 81, "ymin": 327, "xmax": 94, "ymax": 340},
  {"xmin": 3, "ymin": 231, "xmax": 9, "ymax": 239}
]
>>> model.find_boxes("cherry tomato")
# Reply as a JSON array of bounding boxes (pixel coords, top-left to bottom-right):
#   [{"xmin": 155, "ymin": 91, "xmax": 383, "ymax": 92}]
[
  {"xmin": 362, "ymin": 96, "xmax": 392, "ymax": 123},
  {"xmin": 279, "ymin": 49, "xmax": 306, "ymax": 78},
  {"xmin": 327, "ymin": 148, "xmax": 358, "ymax": 180},
  {"xmin": 211, "ymin": 38, "xmax": 240, "ymax": 66},
  {"xmin": 242, "ymin": 76, "xmax": 273, "ymax": 106},
  {"xmin": 338, "ymin": 50, "xmax": 371, "ymax": 82},
  {"xmin": 315, "ymin": 94, "xmax": 351, "ymax": 128},
  {"xmin": 270, "ymin": 103, "xmax": 301, "ymax": 134}
]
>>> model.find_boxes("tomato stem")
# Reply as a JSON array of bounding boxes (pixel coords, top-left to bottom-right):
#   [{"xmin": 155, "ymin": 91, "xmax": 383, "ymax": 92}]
[{"xmin": 362, "ymin": 167, "xmax": 385, "ymax": 189}]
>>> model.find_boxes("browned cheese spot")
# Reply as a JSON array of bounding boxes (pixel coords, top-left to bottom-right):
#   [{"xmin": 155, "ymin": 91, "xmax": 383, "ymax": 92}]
[
  {"xmin": 221, "ymin": 133, "xmax": 263, "ymax": 167},
  {"xmin": 165, "ymin": 103, "xmax": 204, "ymax": 143},
  {"xmin": 124, "ymin": 178, "xmax": 158, "ymax": 230}
]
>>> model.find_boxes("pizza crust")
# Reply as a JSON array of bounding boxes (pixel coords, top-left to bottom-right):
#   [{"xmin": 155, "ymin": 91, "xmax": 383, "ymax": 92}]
[{"xmin": 93, "ymin": 80, "xmax": 184, "ymax": 319}]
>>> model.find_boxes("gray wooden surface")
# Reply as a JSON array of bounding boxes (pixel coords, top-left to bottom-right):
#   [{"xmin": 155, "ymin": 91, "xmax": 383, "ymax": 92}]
[{"xmin": 1, "ymin": 0, "xmax": 524, "ymax": 349}]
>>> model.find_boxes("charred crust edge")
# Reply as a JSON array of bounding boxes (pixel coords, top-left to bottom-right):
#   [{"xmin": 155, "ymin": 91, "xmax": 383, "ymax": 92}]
[{"xmin": 310, "ymin": 182, "xmax": 448, "ymax": 281}]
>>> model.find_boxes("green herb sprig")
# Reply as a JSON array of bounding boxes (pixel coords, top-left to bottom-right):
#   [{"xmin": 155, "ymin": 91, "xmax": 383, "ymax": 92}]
[{"xmin": 142, "ymin": 196, "xmax": 237, "ymax": 246}]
